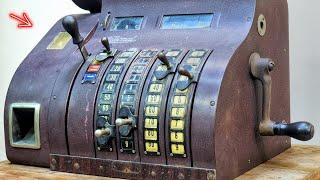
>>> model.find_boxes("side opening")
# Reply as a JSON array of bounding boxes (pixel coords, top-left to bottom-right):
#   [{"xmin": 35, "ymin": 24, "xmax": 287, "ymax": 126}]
[{"xmin": 9, "ymin": 103, "xmax": 40, "ymax": 149}]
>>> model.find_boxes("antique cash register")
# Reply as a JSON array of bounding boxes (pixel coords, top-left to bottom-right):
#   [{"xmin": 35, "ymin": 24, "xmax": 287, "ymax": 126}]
[{"xmin": 3, "ymin": 0, "xmax": 315, "ymax": 179}]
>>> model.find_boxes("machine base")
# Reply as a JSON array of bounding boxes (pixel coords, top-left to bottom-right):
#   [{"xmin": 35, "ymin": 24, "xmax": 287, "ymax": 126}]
[{"xmin": 50, "ymin": 154, "xmax": 216, "ymax": 179}]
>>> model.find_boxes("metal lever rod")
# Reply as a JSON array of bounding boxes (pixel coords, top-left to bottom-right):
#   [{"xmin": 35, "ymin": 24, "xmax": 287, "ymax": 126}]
[
  {"xmin": 115, "ymin": 117, "xmax": 134, "ymax": 127},
  {"xmin": 62, "ymin": 15, "xmax": 89, "ymax": 61},
  {"xmin": 95, "ymin": 128, "xmax": 111, "ymax": 138},
  {"xmin": 250, "ymin": 53, "xmax": 314, "ymax": 141}
]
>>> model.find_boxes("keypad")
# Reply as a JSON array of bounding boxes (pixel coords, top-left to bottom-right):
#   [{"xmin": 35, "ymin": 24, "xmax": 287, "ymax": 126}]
[
  {"xmin": 142, "ymin": 49, "xmax": 183, "ymax": 156},
  {"xmin": 118, "ymin": 49, "xmax": 159, "ymax": 153},
  {"xmin": 168, "ymin": 49, "xmax": 210, "ymax": 158},
  {"xmin": 95, "ymin": 49, "xmax": 139, "ymax": 151}
]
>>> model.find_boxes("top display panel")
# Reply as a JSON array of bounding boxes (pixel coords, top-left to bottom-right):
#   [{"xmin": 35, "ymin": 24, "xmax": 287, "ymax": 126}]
[
  {"xmin": 110, "ymin": 17, "xmax": 144, "ymax": 31},
  {"xmin": 161, "ymin": 14, "xmax": 214, "ymax": 30}
]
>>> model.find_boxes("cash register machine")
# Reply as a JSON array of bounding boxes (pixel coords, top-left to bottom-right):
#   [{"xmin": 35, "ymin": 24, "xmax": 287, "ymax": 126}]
[{"xmin": 3, "ymin": 0, "xmax": 315, "ymax": 179}]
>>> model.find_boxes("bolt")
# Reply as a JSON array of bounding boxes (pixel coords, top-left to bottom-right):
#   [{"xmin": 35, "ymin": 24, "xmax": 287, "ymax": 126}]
[
  {"xmin": 151, "ymin": 171, "xmax": 157, "ymax": 177},
  {"xmin": 210, "ymin": 101, "xmax": 216, "ymax": 106},
  {"xmin": 207, "ymin": 172, "xmax": 215, "ymax": 180},
  {"xmin": 177, "ymin": 173, "xmax": 185, "ymax": 180},
  {"xmin": 74, "ymin": 162, "xmax": 80, "ymax": 170},
  {"xmin": 51, "ymin": 158, "xmax": 57, "ymax": 165},
  {"xmin": 99, "ymin": 165, "xmax": 104, "ymax": 170}
]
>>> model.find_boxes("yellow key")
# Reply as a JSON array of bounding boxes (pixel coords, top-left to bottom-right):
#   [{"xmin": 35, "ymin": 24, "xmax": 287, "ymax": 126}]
[
  {"xmin": 171, "ymin": 144, "xmax": 185, "ymax": 155},
  {"xmin": 147, "ymin": 95, "xmax": 161, "ymax": 104},
  {"xmin": 170, "ymin": 132, "xmax": 184, "ymax": 143},
  {"xmin": 145, "ymin": 142, "xmax": 158, "ymax": 152},
  {"xmin": 171, "ymin": 107, "xmax": 185, "ymax": 118},
  {"xmin": 149, "ymin": 84, "xmax": 163, "ymax": 93},
  {"xmin": 170, "ymin": 120, "xmax": 184, "ymax": 130},
  {"xmin": 145, "ymin": 130, "xmax": 157, "ymax": 141},
  {"xmin": 145, "ymin": 106, "xmax": 159, "ymax": 116},
  {"xmin": 145, "ymin": 118, "xmax": 158, "ymax": 129},
  {"xmin": 173, "ymin": 95, "xmax": 187, "ymax": 105}
]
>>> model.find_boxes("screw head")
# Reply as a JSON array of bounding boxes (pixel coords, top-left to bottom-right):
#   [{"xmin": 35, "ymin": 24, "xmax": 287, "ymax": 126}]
[{"xmin": 73, "ymin": 162, "xmax": 80, "ymax": 170}]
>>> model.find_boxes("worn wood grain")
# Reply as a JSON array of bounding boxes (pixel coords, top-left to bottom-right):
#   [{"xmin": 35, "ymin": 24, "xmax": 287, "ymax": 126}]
[
  {"xmin": 0, "ymin": 145, "xmax": 319, "ymax": 179},
  {"xmin": 236, "ymin": 145, "xmax": 320, "ymax": 180}
]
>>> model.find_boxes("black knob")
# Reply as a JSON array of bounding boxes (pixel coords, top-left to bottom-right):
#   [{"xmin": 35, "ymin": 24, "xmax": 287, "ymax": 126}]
[
  {"xmin": 273, "ymin": 122, "xmax": 314, "ymax": 141},
  {"xmin": 157, "ymin": 52, "xmax": 171, "ymax": 69},
  {"xmin": 178, "ymin": 65, "xmax": 194, "ymax": 79},
  {"xmin": 101, "ymin": 37, "xmax": 111, "ymax": 53},
  {"xmin": 62, "ymin": 15, "xmax": 83, "ymax": 45}
]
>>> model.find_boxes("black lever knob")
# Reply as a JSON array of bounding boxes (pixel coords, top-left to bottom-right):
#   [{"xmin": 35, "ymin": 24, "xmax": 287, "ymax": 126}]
[
  {"xmin": 62, "ymin": 15, "xmax": 83, "ymax": 45},
  {"xmin": 101, "ymin": 37, "xmax": 111, "ymax": 53},
  {"xmin": 273, "ymin": 122, "xmax": 314, "ymax": 141},
  {"xmin": 157, "ymin": 52, "xmax": 171, "ymax": 69},
  {"xmin": 178, "ymin": 66, "xmax": 194, "ymax": 79}
]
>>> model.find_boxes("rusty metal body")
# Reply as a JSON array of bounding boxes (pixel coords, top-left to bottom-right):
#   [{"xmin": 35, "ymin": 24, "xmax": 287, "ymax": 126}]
[{"xmin": 4, "ymin": 0, "xmax": 301, "ymax": 179}]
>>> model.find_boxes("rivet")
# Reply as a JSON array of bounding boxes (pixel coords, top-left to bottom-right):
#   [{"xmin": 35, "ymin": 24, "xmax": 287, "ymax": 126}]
[
  {"xmin": 170, "ymin": 153, "xmax": 173, "ymax": 157},
  {"xmin": 178, "ymin": 173, "xmax": 185, "ymax": 180},
  {"xmin": 210, "ymin": 101, "xmax": 216, "ymax": 106},
  {"xmin": 248, "ymin": 159, "xmax": 251, "ymax": 164},
  {"xmin": 151, "ymin": 171, "xmax": 157, "ymax": 177},
  {"xmin": 157, "ymin": 152, "xmax": 161, "ymax": 155},
  {"xmin": 144, "ymin": 151, "xmax": 147, "ymax": 155},
  {"xmin": 74, "ymin": 162, "xmax": 80, "ymax": 170},
  {"xmin": 51, "ymin": 158, "xmax": 57, "ymax": 165},
  {"xmin": 53, "ymin": 95, "xmax": 57, "ymax": 100},
  {"xmin": 207, "ymin": 172, "xmax": 215, "ymax": 180},
  {"xmin": 99, "ymin": 165, "xmax": 104, "ymax": 170},
  {"xmin": 120, "ymin": 149, "xmax": 124, "ymax": 153},
  {"xmin": 132, "ymin": 150, "xmax": 136, "ymax": 154},
  {"xmin": 109, "ymin": 148, "xmax": 113, "ymax": 151}
]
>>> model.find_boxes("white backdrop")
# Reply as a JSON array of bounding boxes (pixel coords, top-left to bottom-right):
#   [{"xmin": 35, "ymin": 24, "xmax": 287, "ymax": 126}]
[{"xmin": 0, "ymin": 0, "xmax": 318, "ymax": 161}]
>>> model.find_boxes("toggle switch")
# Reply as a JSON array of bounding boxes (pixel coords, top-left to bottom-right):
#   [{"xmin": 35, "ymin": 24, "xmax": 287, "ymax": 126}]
[
  {"xmin": 95, "ymin": 37, "xmax": 117, "ymax": 62},
  {"xmin": 154, "ymin": 52, "xmax": 173, "ymax": 80},
  {"xmin": 101, "ymin": 37, "xmax": 111, "ymax": 53},
  {"xmin": 178, "ymin": 65, "xmax": 194, "ymax": 80},
  {"xmin": 177, "ymin": 64, "xmax": 195, "ymax": 90},
  {"xmin": 157, "ymin": 52, "xmax": 171, "ymax": 69}
]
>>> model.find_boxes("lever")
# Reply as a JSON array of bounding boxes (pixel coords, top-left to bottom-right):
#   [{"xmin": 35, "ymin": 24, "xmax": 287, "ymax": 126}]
[
  {"xmin": 62, "ymin": 15, "xmax": 89, "ymax": 60},
  {"xmin": 116, "ymin": 107, "xmax": 137, "ymax": 137},
  {"xmin": 250, "ymin": 53, "xmax": 314, "ymax": 141},
  {"xmin": 95, "ymin": 128, "xmax": 111, "ymax": 138},
  {"xmin": 157, "ymin": 52, "xmax": 171, "ymax": 69},
  {"xmin": 178, "ymin": 66, "xmax": 194, "ymax": 80},
  {"xmin": 101, "ymin": 37, "xmax": 111, "ymax": 53},
  {"xmin": 116, "ymin": 118, "xmax": 134, "ymax": 126}
]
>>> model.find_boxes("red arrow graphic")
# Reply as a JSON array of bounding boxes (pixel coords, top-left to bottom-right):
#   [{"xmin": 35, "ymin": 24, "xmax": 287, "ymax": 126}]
[{"xmin": 9, "ymin": 12, "xmax": 33, "ymax": 28}]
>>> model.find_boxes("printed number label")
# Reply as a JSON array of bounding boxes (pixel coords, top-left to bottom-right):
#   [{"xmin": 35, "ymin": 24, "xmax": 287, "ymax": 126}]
[
  {"xmin": 145, "ymin": 130, "xmax": 157, "ymax": 141},
  {"xmin": 149, "ymin": 84, "xmax": 163, "ymax": 93},
  {"xmin": 147, "ymin": 95, "xmax": 161, "ymax": 104},
  {"xmin": 170, "ymin": 120, "xmax": 184, "ymax": 130},
  {"xmin": 145, "ymin": 106, "xmax": 159, "ymax": 117},
  {"xmin": 145, "ymin": 118, "xmax": 158, "ymax": 129},
  {"xmin": 170, "ymin": 132, "xmax": 184, "ymax": 143},
  {"xmin": 145, "ymin": 142, "xmax": 158, "ymax": 152},
  {"xmin": 171, "ymin": 144, "xmax": 185, "ymax": 155},
  {"xmin": 173, "ymin": 96, "xmax": 187, "ymax": 105},
  {"xmin": 171, "ymin": 107, "xmax": 186, "ymax": 118}
]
